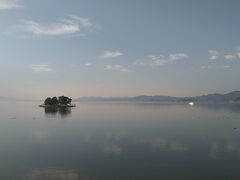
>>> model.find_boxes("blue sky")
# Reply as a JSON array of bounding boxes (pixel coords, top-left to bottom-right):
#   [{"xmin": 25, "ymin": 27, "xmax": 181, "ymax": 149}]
[{"xmin": 0, "ymin": 0, "xmax": 240, "ymax": 99}]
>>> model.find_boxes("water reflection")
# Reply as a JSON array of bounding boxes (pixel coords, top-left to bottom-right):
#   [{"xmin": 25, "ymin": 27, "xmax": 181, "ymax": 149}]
[
  {"xmin": 1, "ymin": 102, "xmax": 240, "ymax": 179},
  {"xmin": 102, "ymin": 144, "xmax": 122, "ymax": 155},
  {"xmin": 210, "ymin": 142, "xmax": 240, "ymax": 158},
  {"xmin": 146, "ymin": 137, "xmax": 189, "ymax": 152},
  {"xmin": 197, "ymin": 103, "xmax": 240, "ymax": 113},
  {"xmin": 44, "ymin": 107, "xmax": 72, "ymax": 118},
  {"xmin": 27, "ymin": 168, "xmax": 78, "ymax": 180}
]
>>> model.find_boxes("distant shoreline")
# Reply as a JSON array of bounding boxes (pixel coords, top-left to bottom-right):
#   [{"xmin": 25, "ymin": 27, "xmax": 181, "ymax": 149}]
[{"xmin": 75, "ymin": 91, "xmax": 240, "ymax": 103}]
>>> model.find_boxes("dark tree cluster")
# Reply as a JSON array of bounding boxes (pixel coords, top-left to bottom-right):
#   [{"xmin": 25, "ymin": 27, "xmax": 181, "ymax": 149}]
[{"xmin": 44, "ymin": 96, "xmax": 72, "ymax": 105}]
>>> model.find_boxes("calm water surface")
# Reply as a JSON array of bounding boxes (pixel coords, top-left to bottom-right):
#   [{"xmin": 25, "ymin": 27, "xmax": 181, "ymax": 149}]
[{"xmin": 0, "ymin": 102, "xmax": 240, "ymax": 180}]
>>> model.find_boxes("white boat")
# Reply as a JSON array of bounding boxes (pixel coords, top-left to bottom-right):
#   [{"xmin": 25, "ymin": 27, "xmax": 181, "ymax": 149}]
[{"xmin": 188, "ymin": 102, "xmax": 194, "ymax": 106}]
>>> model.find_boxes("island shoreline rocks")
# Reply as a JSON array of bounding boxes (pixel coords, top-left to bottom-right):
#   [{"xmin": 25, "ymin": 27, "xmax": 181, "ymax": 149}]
[{"xmin": 39, "ymin": 104, "xmax": 76, "ymax": 108}]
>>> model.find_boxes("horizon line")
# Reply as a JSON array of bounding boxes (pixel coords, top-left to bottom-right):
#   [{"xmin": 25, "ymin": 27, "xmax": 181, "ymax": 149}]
[{"xmin": 0, "ymin": 90, "xmax": 239, "ymax": 101}]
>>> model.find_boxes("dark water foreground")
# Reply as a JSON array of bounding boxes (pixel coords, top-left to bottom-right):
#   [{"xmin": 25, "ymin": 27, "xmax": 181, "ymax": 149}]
[{"xmin": 0, "ymin": 102, "xmax": 240, "ymax": 180}]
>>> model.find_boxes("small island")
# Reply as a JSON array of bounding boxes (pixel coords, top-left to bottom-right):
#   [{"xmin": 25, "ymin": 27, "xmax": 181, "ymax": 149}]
[{"xmin": 39, "ymin": 96, "xmax": 76, "ymax": 107}]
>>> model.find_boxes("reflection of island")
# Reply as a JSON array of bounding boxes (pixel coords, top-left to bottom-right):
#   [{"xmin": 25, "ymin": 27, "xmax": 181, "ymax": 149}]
[{"xmin": 44, "ymin": 107, "xmax": 72, "ymax": 118}]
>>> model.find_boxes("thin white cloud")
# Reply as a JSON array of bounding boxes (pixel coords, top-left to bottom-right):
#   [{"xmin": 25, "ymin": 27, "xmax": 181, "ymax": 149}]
[
  {"xmin": 101, "ymin": 50, "xmax": 124, "ymax": 59},
  {"xmin": 0, "ymin": 0, "xmax": 23, "ymax": 10},
  {"xmin": 31, "ymin": 64, "xmax": 53, "ymax": 72},
  {"xmin": 148, "ymin": 55, "xmax": 168, "ymax": 66},
  {"xmin": 133, "ymin": 60, "xmax": 146, "ymax": 66},
  {"xmin": 67, "ymin": 15, "xmax": 93, "ymax": 28},
  {"xmin": 169, "ymin": 53, "xmax": 189, "ymax": 62},
  {"xmin": 223, "ymin": 65, "xmax": 231, "ymax": 68},
  {"xmin": 208, "ymin": 50, "xmax": 220, "ymax": 60},
  {"xmin": 198, "ymin": 65, "xmax": 231, "ymax": 72},
  {"xmin": 104, "ymin": 64, "xmax": 131, "ymax": 72},
  {"xmin": 120, "ymin": 68, "xmax": 132, "ymax": 72},
  {"xmin": 208, "ymin": 48, "xmax": 240, "ymax": 61},
  {"xmin": 200, "ymin": 65, "xmax": 212, "ymax": 70},
  {"xmin": 224, "ymin": 54, "xmax": 237, "ymax": 60},
  {"xmin": 134, "ymin": 53, "xmax": 188, "ymax": 67},
  {"xmin": 236, "ymin": 48, "xmax": 240, "ymax": 59},
  {"xmin": 84, "ymin": 63, "xmax": 92, "ymax": 67},
  {"xmin": 22, "ymin": 15, "xmax": 96, "ymax": 36},
  {"xmin": 237, "ymin": 52, "xmax": 240, "ymax": 59}
]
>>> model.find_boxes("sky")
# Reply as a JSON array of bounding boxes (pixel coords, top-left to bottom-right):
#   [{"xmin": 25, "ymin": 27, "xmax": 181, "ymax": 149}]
[{"xmin": 0, "ymin": 0, "xmax": 240, "ymax": 99}]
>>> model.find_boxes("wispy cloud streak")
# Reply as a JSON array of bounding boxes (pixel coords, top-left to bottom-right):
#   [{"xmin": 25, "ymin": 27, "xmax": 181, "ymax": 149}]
[
  {"xmin": 22, "ymin": 15, "xmax": 96, "ymax": 36},
  {"xmin": 134, "ymin": 53, "xmax": 188, "ymax": 67},
  {"xmin": 0, "ymin": 0, "xmax": 23, "ymax": 10},
  {"xmin": 169, "ymin": 53, "xmax": 189, "ymax": 62},
  {"xmin": 224, "ymin": 54, "xmax": 237, "ymax": 60},
  {"xmin": 84, "ymin": 63, "xmax": 92, "ymax": 67},
  {"xmin": 101, "ymin": 50, "xmax": 124, "ymax": 59},
  {"xmin": 31, "ymin": 64, "xmax": 53, "ymax": 72},
  {"xmin": 208, "ymin": 48, "xmax": 240, "ymax": 61},
  {"xmin": 208, "ymin": 50, "xmax": 220, "ymax": 60},
  {"xmin": 104, "ymin": 64, "xmax": 131, "ymax": 72}
]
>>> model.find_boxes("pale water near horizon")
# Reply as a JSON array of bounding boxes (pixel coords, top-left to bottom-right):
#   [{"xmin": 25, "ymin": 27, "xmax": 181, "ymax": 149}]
[{"xmin": 0, "ymin": 102, "xmax": 240, "ymax": 180}]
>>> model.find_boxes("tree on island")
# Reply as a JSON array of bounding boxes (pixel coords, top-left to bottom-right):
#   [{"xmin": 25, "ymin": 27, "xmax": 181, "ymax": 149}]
[
  {"xmin": 44, "ymin": 97, "xmax": 52, "ymax": 105},
  {"xmin": 44, "ymin": 96, "xmax": 72, "ymax": 105},
  {"xmin": 58, "ymin": 96, "xmax": 72, "ymax": 105}
]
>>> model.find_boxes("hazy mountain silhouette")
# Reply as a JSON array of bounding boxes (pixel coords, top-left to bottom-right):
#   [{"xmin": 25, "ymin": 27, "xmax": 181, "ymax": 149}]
[
  {"xmin": 194, "ymin": 91, "xmax": 240, "ymax": 102},
  {"xmin": 76, "ymin": 91, "xmax": 240, "ymax": 103}
]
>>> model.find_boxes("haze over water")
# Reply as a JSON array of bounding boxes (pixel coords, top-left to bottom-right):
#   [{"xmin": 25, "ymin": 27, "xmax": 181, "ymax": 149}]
[
  {"xmin": 1, "ymin": 101, "xmax": 240, "ymax": 179},
  {"xmin": 1, "ymin": 1, "xmax": 240, "ymax": 179}
]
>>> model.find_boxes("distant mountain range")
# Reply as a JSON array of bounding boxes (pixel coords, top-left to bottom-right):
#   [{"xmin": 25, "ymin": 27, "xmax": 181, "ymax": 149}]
[
  {"xmin": 76, "ymin": 91, "xmax": 240, "ymax": 103},
  {"xmin": 0, "ymin": 91, "xmax": 240, "ymax": 103}
]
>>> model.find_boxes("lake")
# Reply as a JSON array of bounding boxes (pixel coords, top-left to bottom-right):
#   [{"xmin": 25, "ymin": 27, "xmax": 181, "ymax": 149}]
[{"xmin": 0, "ymin": 101, "xmax": 240, "ymax": 180}]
